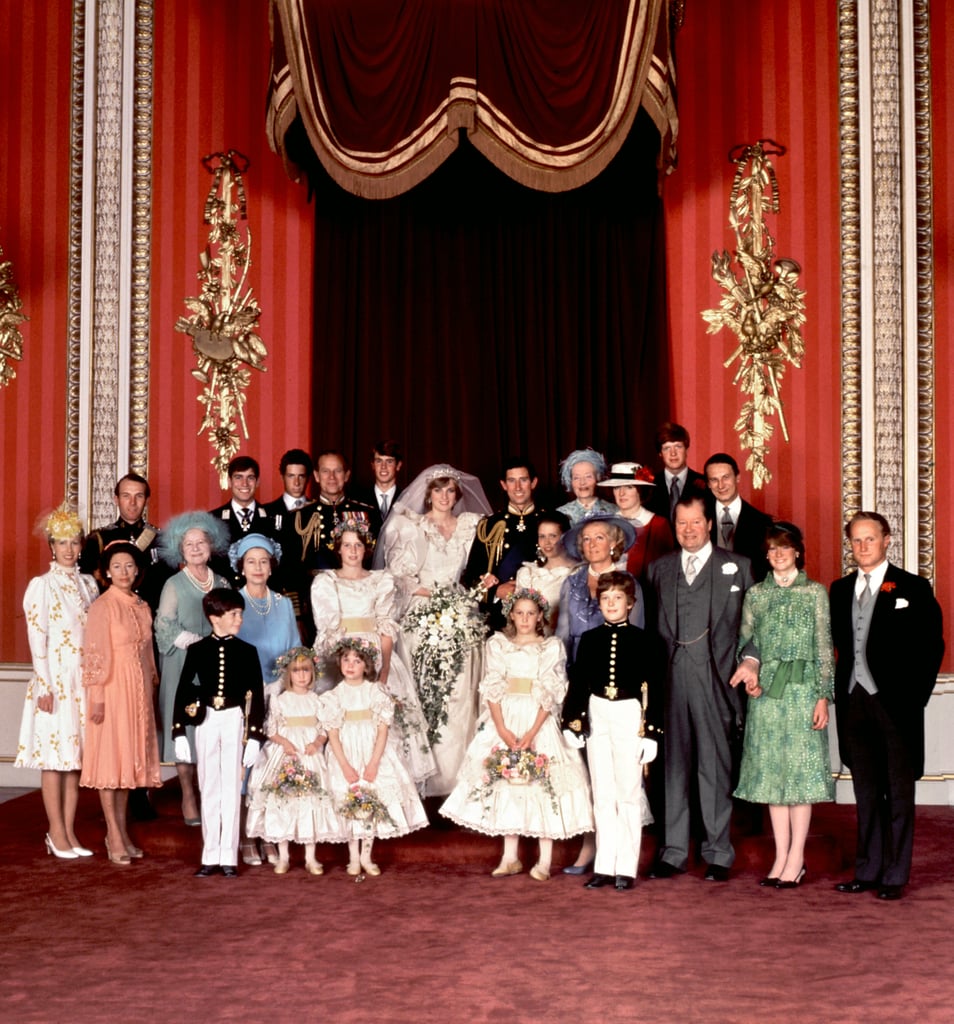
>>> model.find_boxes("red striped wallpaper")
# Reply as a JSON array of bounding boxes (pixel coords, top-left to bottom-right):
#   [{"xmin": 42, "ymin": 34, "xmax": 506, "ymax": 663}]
[
  {"xmin": 664, "ymin": 1, "xmax": 844, "ymax": 596},
  {"xmin": 0, "ymin": 4, "xmax": 74, "ymax": 662},
  {"xmin": 0, "ymin": 1, "xmax": 947, "ymax": 668}
]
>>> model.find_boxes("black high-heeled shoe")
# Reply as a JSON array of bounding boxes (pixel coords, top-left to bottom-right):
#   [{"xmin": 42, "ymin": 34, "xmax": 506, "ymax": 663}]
[
  {"xmin": 775, "ymin": 866, "xmax": 806, "ymax": 889},
  {"xmin": 758, "ymin": 876, "xmax": 779, "ymax": 887}
]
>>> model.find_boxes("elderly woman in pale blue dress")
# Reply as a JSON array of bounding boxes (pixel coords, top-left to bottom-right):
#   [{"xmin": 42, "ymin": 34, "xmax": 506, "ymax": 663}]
[
  {"xmin": 556, "ymin": 448, "xmax": 618, "ymax": 525},
  {"xmin": 231, "ymin": 533, "xmax": 299, "ymax": 688},
  {"xmin": 155, "ymin": 511, "xmax": 230, "ymax": 824},
  {"xmin": 730, "ymin": 522, "xmax": 835, "ymax": 889}
]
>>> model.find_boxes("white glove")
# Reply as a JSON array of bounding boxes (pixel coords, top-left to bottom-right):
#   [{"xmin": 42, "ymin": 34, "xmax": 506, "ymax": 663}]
[
  {"xmin": 242, "ymin": 740, "xmax": 260, "ymax": 768},
  {"xmin": 174, "ymin": 736, "xmax": 192, "ymax": 763},
  {"xmin": 638, "ymin": 737, "xmax": 658, "ymax": 765},
  {"xmin": 562, "ymin": 728, "xmax": 586, "ymax": 750},
  {"xmin": 174, "ymin": 630, "xmax": 203, "ymax": 650}
]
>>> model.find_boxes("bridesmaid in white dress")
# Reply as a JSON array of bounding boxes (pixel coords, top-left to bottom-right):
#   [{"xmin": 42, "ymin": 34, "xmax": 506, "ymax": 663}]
[
  {"xmin": 440, "ymin": 589, "xmax": 594, "ymax": 880},
  {"xmin": 514, "ymin": 511, "xmax": 579, "ymax": 634},
  {"xmin": 16, "ymin": 506, "xmax": 100, "ymax": 859},
  {"xmin": 311, "ymin": 518, "xmax": 436, "ymax": 786},
  {"xmin": 376, "ymin": 464, "xmax": 492, "ymax": 796}
]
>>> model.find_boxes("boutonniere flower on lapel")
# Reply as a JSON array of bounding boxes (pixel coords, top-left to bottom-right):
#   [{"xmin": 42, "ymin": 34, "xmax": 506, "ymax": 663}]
[
  {"xmin": 880, "ymin": 581, "xmax": 896, "ymax": 593},
  {"xmin": 722, "ymin": 563, "xmax": 738, "ymax": 575}
]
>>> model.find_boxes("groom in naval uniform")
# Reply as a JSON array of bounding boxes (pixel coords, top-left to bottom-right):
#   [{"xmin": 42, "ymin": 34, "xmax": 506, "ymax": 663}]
[
  {"xmin": 464, "ymin": 457, "xmax": 543, "ymax": 630},
  {"xmin": 830, "ymin": 511, "xmax": 944, "ymax": 900},
  {"xmin": 646, "ymin": 493, "xmax": 757, "ymax": 880}
]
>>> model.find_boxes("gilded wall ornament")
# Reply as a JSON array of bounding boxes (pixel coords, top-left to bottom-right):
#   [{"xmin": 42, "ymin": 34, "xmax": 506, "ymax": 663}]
[
  {"xmin": 175, "ymin": 150, "xmax": 267, "ymax": 487},
  {"xmin": 0, "ymin": 241, "xmax": 28, "ymax": 388},
  {"xmin": 701, "ymin": 140, "xmax": 805, "ymax": 489}
]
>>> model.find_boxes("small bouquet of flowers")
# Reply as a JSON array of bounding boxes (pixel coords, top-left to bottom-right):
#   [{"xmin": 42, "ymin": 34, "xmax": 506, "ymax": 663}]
[
  {"xmin": 472, "ymin": 746, "xmax": 558, "ymax": 813},
  {"xmin": 405, "ymin": 586, "xmax": 488, "ymax": 746},
  {"xmin": 261, "ymin": 755, "xmax": 325, "ymax": 800},
  {"xmin": 339, "ymin": 782, "xmax": 397, "ymax": 830}
]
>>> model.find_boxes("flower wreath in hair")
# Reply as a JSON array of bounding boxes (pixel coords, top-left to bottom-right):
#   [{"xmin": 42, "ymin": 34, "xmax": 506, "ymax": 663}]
[
  {"xmin": 274, "ymin": 646, "xmax": 321, "ymax": 675},
  {"xmin": 325, "ymin": 635, "xmax": 380, "ymax": 671},
  {"xmin": 331, "ymin": 515, "xmax": 376, "ymax": 550},
  {"xmin": 501, "ymin": 586, "xmax": 550, "ymax": 621}
]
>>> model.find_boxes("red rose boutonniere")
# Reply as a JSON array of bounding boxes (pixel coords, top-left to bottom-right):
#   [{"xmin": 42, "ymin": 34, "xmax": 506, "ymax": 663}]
[{"xmin": 880, "ymin": 581, "xmax": 896, "ymax": 593}]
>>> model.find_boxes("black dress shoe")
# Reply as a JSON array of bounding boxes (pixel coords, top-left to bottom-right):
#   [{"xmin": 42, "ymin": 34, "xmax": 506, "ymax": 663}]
[
  {"xmin": 834, "ymin": 878, "xmax": 879, "ymax": 894},
  {"xmin": 775, "ymin": 866, "xmax": 807, "ymax": 889},
  {"xmin": 194, "ymin": 864, "xmax": 220, "ymax": 877},
  {"xmin": 614, "ymin": 875, "xmax": 635, "ymax": 891},
  {"xmin": 648, "ymin": 860, "xmax": 684, "ymax": 879},
  {"xmin": 584, "ymin": 873, "xmax": 614, "ymax": 889},
  {"xmin": 221, "ymin": 865, "xmax": 239, "ymax": 878},
  {"xmin": 704, "ymin": 864, "xmax": 730, "ymax": 882},
  {"xmin": 877, "ymin": 884, "xmax": 904, "ymax": 900}
]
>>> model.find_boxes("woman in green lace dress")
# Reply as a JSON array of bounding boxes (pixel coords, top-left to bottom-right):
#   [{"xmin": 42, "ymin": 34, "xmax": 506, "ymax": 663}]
[{"xmin": 731, "ymin": 523, "xmax": 834, "ymax": 888}]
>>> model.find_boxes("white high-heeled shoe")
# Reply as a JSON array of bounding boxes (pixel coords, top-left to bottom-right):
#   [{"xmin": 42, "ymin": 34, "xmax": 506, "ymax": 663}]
[
  {"xmin": 71, "ymin": 844, "xmax": 94, "ymax": 857},
  {"xmin": 45, "ymin": 834, "xmax": 79, "ymax": 860}
]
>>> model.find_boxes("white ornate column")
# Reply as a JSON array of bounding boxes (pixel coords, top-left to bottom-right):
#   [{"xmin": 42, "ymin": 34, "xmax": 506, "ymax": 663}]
[{"xmin": 67, "ymin": 0, "xmax": 153, "ymax": 527}]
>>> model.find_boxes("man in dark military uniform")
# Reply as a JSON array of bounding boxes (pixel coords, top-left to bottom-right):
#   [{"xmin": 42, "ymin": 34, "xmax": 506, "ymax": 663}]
[
  {"xmin": 80, "ymin": 472, "xmax": 171, "ymax": 609},
  {"xmin": 464, "ymin": 457, "xmax": 544, "ymax": 630},
  {"xmin": 287, "ymin": 450, "xmax": 375, "ymax": 643}
]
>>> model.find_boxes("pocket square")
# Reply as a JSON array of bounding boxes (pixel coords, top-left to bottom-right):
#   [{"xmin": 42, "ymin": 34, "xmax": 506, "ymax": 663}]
[
  {"xmin": 722, "ymin": 563, "xmax": 738, "ymax": 575},
  {"xmin": 895, "ymin": 597, "xmax": 909, "ymax": 609},
  {"xmin": 730, "ymin": 585, "xmax": 741, "ymax": 593}
]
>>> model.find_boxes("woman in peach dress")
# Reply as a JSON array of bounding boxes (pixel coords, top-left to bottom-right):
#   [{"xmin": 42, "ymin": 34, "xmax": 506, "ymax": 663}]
[{"xmin": 80, "ymin": 542, "xmax": 162, "ymax": 864}]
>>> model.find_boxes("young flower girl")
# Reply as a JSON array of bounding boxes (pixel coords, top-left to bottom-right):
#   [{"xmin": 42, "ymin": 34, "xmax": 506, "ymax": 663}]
[
  {"xmin": 319, "ymin": 637, "xmax": 428, "ymax": 876},
  {"xmin": 440, "ymin": 588, "xmax": 593, "ymax": 880},
  {"xmin": 246, "ymin": 647, "xmax": 339, "ymax": 875}
]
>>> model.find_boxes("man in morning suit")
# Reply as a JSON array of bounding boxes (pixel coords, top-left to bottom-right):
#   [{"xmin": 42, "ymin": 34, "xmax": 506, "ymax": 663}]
[
  {"xmin": 351, "ymin": 439, "xmax": 404, "ymax": 532},
  {"xmin": 208, "ymin": 455, "xmax": 277, "ymax": 585},
  {"xmin": 464, "ymin": 457, "xmax": 543, "ymax": 629},
  {"xmin": 830, "ymin": 511, "xmax": 944, "ymax": 900},
  {"xmin": 647, "ymin": 422, "xmax": 709, "ymax": 525},
  {"xmin": 646, "ymin": 494, "xmax": 758, "ymax": 881},
  {"xmin": 704, "ymin": 452, "xmax": 773, "ymax": 580}
]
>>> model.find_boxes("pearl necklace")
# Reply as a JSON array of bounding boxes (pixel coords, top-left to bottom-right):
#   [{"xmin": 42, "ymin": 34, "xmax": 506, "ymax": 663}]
[
  {"xmin": 184, "ymin": 566, "xmax": 213, "ymax": 593},
  {"xmin": 244, "ymin": 587, "xmax": 272, "ymax": 616},
  {"xmin": 588, "ymin": 564, "xmax": 610, "ymax": 579}
]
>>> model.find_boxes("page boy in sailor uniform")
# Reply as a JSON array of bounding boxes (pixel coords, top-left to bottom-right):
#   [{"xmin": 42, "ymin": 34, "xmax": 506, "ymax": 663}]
[
  {"xmin": 564, "ymin": 571, "xmax": 658, "ymax": 892},
  {"xmin": 173, "ymin": 589, "xmax": 265, "ymax": 877}
]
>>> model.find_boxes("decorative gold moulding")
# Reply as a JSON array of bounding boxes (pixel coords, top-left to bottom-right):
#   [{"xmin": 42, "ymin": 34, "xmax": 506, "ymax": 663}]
[
  {"xmin": 701, "ymin": 140, "xmax": 806, "ymax": 489},
  {"xmin": 0, "ymin": 242, "xmax": 28, "ymax": 389},
  {"xmin": 175, "ymin": 150, "xmax": 267, "ymax": 488}
]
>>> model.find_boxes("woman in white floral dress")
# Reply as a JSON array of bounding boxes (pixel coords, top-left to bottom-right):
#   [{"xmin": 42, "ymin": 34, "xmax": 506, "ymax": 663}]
[
  {"xmin": 376, "ymin": 464, "xmax": 491, "ymax": 796},
  {"xmin": 16, "ymin": 506, "xmax": 100, "ymax": 858}
]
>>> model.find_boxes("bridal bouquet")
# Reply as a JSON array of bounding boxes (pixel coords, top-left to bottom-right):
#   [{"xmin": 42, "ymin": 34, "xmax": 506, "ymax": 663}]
[
  {"xmin": 406, "ymin": 586, "xmax": 487, "ymax": 746},
  {"xmin": 261, "ymin": 755, "xmax": 325, "ymax": 800},
  {"xmin": 472, "ymin": 746, "xmax": 558, "ymax": 813}
]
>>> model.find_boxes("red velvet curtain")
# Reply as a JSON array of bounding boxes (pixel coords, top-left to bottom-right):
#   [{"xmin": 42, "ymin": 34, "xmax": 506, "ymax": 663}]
[
  {"xmin": 268, "ymin": 0, "xmax": 675, "ymax": 497},
  {"xmin": 268, "ymin": 0, "xmax": 677, "ymax": 196},
  {"xmin": 308, "ymin": 113, "xmax": 669, "ymax": 499}
]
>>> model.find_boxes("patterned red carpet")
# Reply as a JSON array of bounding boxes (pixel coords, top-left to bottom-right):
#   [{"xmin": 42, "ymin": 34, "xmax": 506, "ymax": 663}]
[{"xmin": 1, "ymin": 787, "xmax": 952, "ymax": 1023}]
